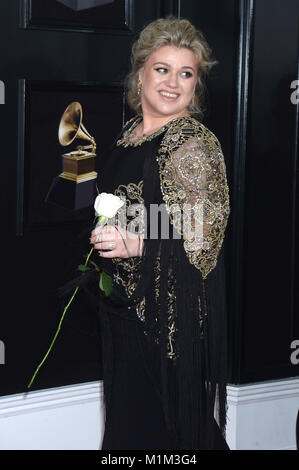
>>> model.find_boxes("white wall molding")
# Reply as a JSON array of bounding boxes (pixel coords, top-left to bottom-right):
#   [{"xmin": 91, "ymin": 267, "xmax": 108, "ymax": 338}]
[
  {"xmin": 227, "ymin": 378, "xmax": 299, "ymax": 404},
  {"xmin": 0, "ymin": 381, "xmax": 104, "ymax": 450},
  {"xmin": 226, "ymin": 377, "xmax": 299, "ymax": 450},
  {"xmin": 0, "ymin": 381, "xmax": 103, "ymax": 418},
  {"xmin": 0, "ymin": 377, "xmax": 298, "ymax": 450}
]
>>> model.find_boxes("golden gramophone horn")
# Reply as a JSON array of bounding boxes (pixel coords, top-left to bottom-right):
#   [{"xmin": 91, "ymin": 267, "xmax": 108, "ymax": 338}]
[{"xmin": 58, "ymin": 101, "xmax": 96, "ymax": 152}]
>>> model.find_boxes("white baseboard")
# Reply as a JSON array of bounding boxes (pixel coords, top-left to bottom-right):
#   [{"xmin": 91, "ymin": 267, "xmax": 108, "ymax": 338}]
[
  {"xmin": 0, "ymin": 377, "xmax": 298, "ymax": 450},
  {"xmin": 226, "ymin": 377, "xmax": 299, "ymax": 450},
  {"xmin": 0, "ymin": 381, "xmax": 105, "ymax": 450}
]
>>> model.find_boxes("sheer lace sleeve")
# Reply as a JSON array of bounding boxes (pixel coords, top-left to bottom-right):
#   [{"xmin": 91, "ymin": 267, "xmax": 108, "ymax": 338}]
[{"xmin": 157, "ymin": 118, "xmax": 230, "ymax": 279}]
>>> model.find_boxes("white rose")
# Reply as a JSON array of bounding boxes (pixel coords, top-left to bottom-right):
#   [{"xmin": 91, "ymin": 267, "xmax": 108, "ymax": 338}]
[{"xmin": 94, "ymin": 192, "xmax": 124, "ymax": 219}]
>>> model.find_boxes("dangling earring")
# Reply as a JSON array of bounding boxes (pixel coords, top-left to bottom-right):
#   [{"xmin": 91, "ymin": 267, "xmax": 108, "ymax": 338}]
[{"xmin": 137, "ymin": 80, "xmax": 142, "ymax": 96}]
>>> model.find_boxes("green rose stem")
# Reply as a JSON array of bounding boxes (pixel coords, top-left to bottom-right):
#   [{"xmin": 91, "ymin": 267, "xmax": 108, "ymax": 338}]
[{"xmin": 27, "ymin": 215, "xmax": 107, "ymax": 389}]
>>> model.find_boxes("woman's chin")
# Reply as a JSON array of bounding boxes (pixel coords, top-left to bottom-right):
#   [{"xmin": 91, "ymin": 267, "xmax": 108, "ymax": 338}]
[{"xmin": 151, "ymin": 104, "xmax": 186, "ymax": 119}]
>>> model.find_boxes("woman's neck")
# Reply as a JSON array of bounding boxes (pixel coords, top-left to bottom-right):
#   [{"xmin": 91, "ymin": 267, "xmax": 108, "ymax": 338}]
[{"xmin": 137, "ymin": 111, "xmax": 189, "ymax": 136}]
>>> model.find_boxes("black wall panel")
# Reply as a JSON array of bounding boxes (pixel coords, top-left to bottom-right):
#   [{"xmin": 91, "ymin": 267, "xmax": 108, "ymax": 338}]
[{"xmin": 242, "ymin": 0, "xmax": 299, "ymax": 382}]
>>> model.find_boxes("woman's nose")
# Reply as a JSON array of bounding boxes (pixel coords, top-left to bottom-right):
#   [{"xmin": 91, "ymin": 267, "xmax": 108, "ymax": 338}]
[{"xmin": 165, "ymin": 72, "xmax": 179, "ymax": 88}]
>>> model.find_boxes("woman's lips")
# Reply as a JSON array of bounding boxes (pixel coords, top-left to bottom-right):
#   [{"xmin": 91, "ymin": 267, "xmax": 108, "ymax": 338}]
[{"xmin": 159, "ymin": 90, "xmax": 179, "ymax": 100}]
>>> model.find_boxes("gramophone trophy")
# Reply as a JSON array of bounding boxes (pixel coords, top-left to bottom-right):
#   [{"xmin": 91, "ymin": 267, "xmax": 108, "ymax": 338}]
[{"xmin": 45, "ymin": 102, "xmax": 98, "ymax": 210}]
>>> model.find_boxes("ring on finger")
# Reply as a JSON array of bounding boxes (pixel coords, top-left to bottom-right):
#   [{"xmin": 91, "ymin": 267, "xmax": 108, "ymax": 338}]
[{"xmin": 108, "ymin": 241, "xmax": 116, "ymax": 250}]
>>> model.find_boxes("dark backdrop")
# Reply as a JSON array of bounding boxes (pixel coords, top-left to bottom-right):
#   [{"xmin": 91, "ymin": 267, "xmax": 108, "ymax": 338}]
[{"xmin": 0, "ymin": 0, "xmax": 298, "ymax": 395}]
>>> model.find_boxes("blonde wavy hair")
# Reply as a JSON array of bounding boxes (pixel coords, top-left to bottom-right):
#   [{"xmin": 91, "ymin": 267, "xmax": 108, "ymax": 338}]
[{"xmin": 126, "ymin": 17, "xmax": 218, "ymax": 119}]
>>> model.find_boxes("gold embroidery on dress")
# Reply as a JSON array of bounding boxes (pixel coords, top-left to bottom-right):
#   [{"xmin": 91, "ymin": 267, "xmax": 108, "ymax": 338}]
[
  {"xmin": 112, "ymin": 179, "xmax": 144, "ymax": 298},
  {"xmin": 157, "ymin": 117, "xmax": 230, "ymax": 279},
  {"xmin": 114, "ymin": 180, "xmax": 144, "ymax": 205},
  {"xmin": 116, "ymin": 115, "xmax": 169, "ymax": 148},
  {"xmin": 111, "ymin": 179, "xmax": 177, "ymax": 360},
  {"xmin": 153, "ymin": 257, "xmax": 177, "ymax": 360},
  {"xmin": 116, "ymin": 115, "xmax": 193, "ymax": 148},
  {"xmin": 165, "ymin": 262, "xmax": 177, "ymax": 359}
]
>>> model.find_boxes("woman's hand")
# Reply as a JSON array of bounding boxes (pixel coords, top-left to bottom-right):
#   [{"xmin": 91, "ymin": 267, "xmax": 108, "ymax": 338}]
[{"xmin": 90, "ymin": 225, "xmax": 143, "ymax": 258}]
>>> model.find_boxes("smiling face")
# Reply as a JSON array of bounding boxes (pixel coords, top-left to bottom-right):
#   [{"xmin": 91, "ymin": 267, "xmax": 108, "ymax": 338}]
[{"xmin": 139, "ymin": 45, "xmax": 198, "ymax": 121}]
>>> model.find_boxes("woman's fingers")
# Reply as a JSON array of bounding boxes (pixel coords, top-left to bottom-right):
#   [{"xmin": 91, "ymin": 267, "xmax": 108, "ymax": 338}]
[
  {"xmin": 89, "ymin": 225, "xmax": 141, "ymax": 258},
  {"xmin": 94, "ymin": 240, "xmax": 116, "ymax": 251},
  {"xmin": 98, "ymin": 249, "xmax": 118, "ymax": 258},
  {"xmin": 90, "ymin": 225, "xmax": 125, "ymax": 243},
  {"xmin": 91, "ymin": 229, "xmax": 113, "ymax": 244}
]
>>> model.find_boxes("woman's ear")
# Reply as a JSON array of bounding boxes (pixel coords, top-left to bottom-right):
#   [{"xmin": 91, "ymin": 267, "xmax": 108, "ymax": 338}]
[{"xmin": 138, "ymin": 67, "xmax": 144, "ymax": 83}]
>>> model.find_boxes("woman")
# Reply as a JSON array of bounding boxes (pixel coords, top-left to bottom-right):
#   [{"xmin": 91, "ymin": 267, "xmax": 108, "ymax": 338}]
[{"xmin": 90, "ymin": 17, "xmax": 230, "ymax": 450}]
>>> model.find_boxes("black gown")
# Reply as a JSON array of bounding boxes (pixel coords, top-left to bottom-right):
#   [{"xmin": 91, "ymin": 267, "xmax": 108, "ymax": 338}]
[{"xmin": 96, "ymin": 116, "xmax": 230, "ymax": 450}]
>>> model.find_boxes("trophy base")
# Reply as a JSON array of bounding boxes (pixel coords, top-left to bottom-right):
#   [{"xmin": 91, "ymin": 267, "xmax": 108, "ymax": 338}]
[{"xmin": 45, "ymin": 175, "xmax": 97, "ymax": 210}]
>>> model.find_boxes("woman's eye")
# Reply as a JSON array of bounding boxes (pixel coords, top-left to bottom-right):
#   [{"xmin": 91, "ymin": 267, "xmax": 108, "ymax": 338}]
[
  {"xmin": 155, "ymin": 67, "xmax": 168, "ymax": 74},
  {"xmin": 181, "ymin": 71, "xmax": 193, "ymax": 78}
]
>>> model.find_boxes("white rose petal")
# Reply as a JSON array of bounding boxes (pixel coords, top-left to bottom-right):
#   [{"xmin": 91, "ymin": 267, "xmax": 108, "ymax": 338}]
[{"xmin": 94, "ymin": 192, "xmax": 124, "ymax": 219}]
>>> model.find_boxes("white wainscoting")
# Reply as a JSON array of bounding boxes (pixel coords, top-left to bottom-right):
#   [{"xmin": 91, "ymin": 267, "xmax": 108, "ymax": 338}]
[
  {"xmin": 0, "ymin": 381, "xmax": 104, "ymax": 450},
  {"xmin": 0, "ymin": 378, "xmax": 298, "ymax": 450},
  {"xmin": 226, "ymin": 377, "xmax": 299, "ymax": 450}
]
